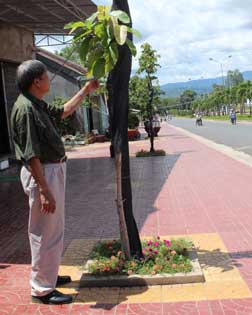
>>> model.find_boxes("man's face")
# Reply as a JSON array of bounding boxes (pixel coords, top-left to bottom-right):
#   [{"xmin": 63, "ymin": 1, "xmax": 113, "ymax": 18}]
[{"xmin": 34, "ymin": 71, "xmax": 50, "ymax": 94}]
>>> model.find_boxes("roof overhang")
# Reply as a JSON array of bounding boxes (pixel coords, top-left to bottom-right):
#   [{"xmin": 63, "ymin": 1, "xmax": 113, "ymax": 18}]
[{"xmin": 0, "ymin": 0, "xmax": 96, "ymax": 34}]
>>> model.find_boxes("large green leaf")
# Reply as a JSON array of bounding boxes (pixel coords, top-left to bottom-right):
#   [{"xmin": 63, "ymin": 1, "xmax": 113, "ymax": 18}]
[
  {"xmin": 127, "ymin": 27, "xmax": 141, "ymax": 38},
  {"xmin": 105, "ymin": 53, "xmax": 115, "ymax": 74},
  {"xmin": 126, "ymin": 39, "xmax": 137, "ymax": 57},
  {"xmin": 79, "ymin": 37, "xmax": 92, "ymax": 62},
  {"xmin": 93, "ymin": 58, "xmax": 106, "ymax": 79},
  {"xmin": 114, "ymin": 24, "xmax": 128, "ymax": 45},
  {"xmin": 64, "ymin": 21, "xmax": 86, "ymax": 34},
  {"xmin": 94, "ymin": 23, "xmax": 106, "ymax": 39},
  {"xmin": 73, "ymin": 29, "xmax": 92, "ymax": 42},
  {"xmin": 109, "ymin": 42, "xmax": 119, "ymax": 63},
  {"xmin": 110, "ymin": 10, "xmax": 130, "ymax": 24},
  {"xmin": 86, "ymin": 12, "xmax": 98, "ymax": 24}
]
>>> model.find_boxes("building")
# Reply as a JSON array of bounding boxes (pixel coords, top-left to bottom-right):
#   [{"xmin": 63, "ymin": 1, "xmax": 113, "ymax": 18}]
[
  {"xmin": 0, "ymin": 0, "xmax": 96, "ymax": 160},
  {"xmin": 36, "ymin": 48, "xmax": 109, "ymax": 135}
]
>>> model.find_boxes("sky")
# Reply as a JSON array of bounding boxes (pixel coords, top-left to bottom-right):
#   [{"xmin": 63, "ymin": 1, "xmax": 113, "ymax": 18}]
[{"xmin": 45, "ymin": 0, "xmax": 252, "ymax": 84}]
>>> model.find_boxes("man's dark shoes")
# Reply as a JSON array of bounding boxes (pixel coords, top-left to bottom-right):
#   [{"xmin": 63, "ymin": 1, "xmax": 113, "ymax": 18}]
[
  {"xmin": 56, "ymin": 275, "xmax": 72, "ymax": 286},
  {"xmin": 31, "ymin": 289, "xmax": 73, "ymax": 304}
]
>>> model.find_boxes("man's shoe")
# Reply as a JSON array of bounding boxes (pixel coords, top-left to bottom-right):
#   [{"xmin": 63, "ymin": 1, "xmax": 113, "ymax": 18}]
[
  {"xmin": 56, "ymin": 275, "xmax": 72, "ymax": 286},
  {"xmin": 31, "ymin": 289, "xmax": 73, "ymax": 304}
]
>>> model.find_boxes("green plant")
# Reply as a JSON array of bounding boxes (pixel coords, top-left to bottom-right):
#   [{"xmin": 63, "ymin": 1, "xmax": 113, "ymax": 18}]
[
  {"xmin": 128, "ymin": 112, "xmax": 139, "ymax": 129},
  {"xmin": 88, "ymin": 237, "xmax": 193, "ymax": 276},
  {"xmin": 50, "ymin": 97, "xmax": 79, "ymax": 136},
  {"xmin": 136, "ymin": 149, "xmax": 166, "ymax": 157},
  {"xmin": 65, "ymin": 5, "xmax": 140, "ymax": 79}
]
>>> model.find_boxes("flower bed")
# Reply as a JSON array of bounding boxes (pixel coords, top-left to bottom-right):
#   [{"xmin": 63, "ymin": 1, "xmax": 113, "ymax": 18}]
[
  {"xmin": 88, "ymin": 237, "xmax": 192, "ymax": 276},
  {"xmin": 136, "ymin": 149, "xmax": 166, "ymax": 157}
]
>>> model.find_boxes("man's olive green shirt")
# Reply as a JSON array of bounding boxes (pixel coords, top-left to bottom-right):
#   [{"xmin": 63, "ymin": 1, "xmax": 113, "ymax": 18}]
[{"xmin": 11, "ymin": 93, "xmax": 65, "ymax": 164}]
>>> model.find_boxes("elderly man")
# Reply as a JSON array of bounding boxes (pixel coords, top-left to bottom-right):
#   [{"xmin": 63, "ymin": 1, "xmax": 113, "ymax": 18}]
[{"xmin": 11, "ymin": 60, "xmax": 99, "ymax": 304}]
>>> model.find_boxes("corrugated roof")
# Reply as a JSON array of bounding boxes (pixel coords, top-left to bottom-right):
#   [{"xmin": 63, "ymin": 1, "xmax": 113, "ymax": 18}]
[
  {"xmin": 0, "ymin": 0, "xmax": 96, "ymax": 34},
  {"xmin": 36, "ymin": 47, "xmax": 86, "ymax": 82}
]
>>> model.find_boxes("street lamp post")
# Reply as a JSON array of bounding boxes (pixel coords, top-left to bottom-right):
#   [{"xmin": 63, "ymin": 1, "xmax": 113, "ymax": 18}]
[
  {"xmin": 209, "ymin": 55, "xmax": 232, "ymax": 86},
  {"xmin": 209, "ymin": 55, "xmax": 232, "ymax": 114}
]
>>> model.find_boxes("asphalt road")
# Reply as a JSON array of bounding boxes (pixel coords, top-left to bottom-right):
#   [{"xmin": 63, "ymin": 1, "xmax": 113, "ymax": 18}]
[{"xmin": 168, "ymin": 117, "xmax": 252, "ymax": 156}]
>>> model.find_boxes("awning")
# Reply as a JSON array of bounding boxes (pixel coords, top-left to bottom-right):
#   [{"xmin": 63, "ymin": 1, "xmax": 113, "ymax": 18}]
[{"xmin": 0, "ymin": 0, "xmax": 96, "ymax": 34}]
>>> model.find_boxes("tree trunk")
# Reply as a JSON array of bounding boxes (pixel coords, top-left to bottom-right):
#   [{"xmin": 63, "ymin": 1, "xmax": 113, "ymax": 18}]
[
  {"xmin": 107, "ymin": 0, "xmax": 143, "ymax": 259},
  {"xmin": 115, "ymin": 153, "xmax": 131, "ymax": 259},
  {"xmin": 148, "ymin": 78, "xmax": 154, "ymax": 152}
]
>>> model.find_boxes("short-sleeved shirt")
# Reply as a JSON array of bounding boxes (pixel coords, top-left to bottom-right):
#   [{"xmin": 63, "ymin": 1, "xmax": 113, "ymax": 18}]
[{"xmin": 10, "ymin": 92, "xmax": 66, "ymax": 164}]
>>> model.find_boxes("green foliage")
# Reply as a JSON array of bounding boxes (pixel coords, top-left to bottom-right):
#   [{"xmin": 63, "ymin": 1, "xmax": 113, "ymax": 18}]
[
  {"xmin": 137, "ymin": 43, "xmax": 160, "ymax": 76},
  {"xmin": 136, "ymin": 149, "xmax": 166, "ymax": 157},
  {"xmin": 128, "ymin": 111, "xmax": 140, "ymax": 129},
  {"xmin": 55, "ymin": 43, "xmax": 83, "ymax": 65},
  {"xmin": 88, "ymin": 237, "xmax": 193, "ymax": 276},
  {"xmin": 191, "ymin": 79, "xmax": 252, "ymax": 115},
  {"xmin": 226, "ymin": 69, "xmax": 244, "ymax": 88},
  {"xmin": 129, "ymin": 75, "xmax": 149, "ymax": 115},
  {"xmin": 50, "ymin": 97, "xmax": 79, "ymax": 136},
  {"xmin": 180, "ymin": 90, "xmax": 197, "ymax": 110},
  {"xmin": 65, "ymin": 5, "xmax": 140, "ymax": 79}
]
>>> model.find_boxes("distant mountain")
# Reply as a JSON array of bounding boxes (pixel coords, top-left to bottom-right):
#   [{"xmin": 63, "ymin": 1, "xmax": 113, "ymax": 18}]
[{"xmin": 161, "ymin": 71, "xmax": 252, "ymax": 98}]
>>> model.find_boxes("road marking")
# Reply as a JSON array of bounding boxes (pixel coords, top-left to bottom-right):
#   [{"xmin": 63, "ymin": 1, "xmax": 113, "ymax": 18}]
[{"xmin": 170, "ymin": 124, "xmax": 252, "ymax": 168}]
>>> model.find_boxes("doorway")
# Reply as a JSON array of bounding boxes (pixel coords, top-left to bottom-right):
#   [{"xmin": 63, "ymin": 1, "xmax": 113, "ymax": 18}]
[{"xmin": 0, "ymin": 64, "xmax": 10, "ymax": 155}]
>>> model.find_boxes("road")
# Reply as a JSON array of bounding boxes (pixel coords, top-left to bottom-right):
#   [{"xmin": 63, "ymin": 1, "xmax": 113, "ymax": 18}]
[{"xmin": 168, "ymin": 117, "xmax": 252, "ymax": 156}]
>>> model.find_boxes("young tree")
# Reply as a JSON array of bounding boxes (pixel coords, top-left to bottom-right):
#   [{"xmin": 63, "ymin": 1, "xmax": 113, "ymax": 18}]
[
  {"xmin": 65, "ymin": 2, "xmax": 142, "ymax": 259},
  {"xmin": 137, "ymin": 43, "xmax": 160, "ymax": 152},
  {"xmin": 179, "ymin": 90, "xmax": 197, "ymax": 110}
]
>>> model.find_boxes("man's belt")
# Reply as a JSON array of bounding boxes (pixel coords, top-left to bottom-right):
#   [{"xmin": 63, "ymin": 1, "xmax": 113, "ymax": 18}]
[{"xmin": 44, "ymin": 156, "xmax": 67, "ymax": 164}]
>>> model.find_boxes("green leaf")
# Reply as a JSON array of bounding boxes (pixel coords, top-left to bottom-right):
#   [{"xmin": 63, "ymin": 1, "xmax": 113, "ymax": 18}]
[
  {"xmin": 110, "ymin": 10, "xmax": 130, "ymax": 24},
  {"xmin": 73, "ymin": 29, "xmax": 92, "ymax": 42},
  {"xmin": 127, "ymin": 27, "xmax": 141, "ymax": 38},
  {"xmin": 64, "ymin": 22, "xmax": 75, "ymax": 30},
  {"xmin": 109, "ymin": 42, "xmax": 119, "ymax": 63},
  {"xmin": 79, "ymin": 37, "xmax": 92, "ymax": 62},
  {"xmin": 64, "ymin": 21, "xmax": 86, "ymax": 34},
  {"xmin": 94, "ymin": 23, "xmax": 106, "ymax": 38},
  {"xmin": 114, "ymin": 24, "xmax": 128, "ymax": 45},
  {"xmin": 93, "ymin": 58, "xmax": 106, "ymax": 79},
  {"xmin": 126, "ymin": 39, "xmax": 137, "ymax": 56},
  {"xmin": 105, "ymin": 54, "xmax": 115, "ymax": 73},
  {"xmin": 86, "ymin": 12, "xmax": 98, "ymax": 24}
]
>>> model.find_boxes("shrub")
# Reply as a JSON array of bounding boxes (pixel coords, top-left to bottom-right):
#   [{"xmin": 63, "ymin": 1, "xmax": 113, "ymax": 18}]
[
  {"xmin": 128, "ymin": 112, "xmax": 140, "ymax": 129},
  {"xmin": 88, "ymin": 237, "xmax": 193, "ymax": 276}
]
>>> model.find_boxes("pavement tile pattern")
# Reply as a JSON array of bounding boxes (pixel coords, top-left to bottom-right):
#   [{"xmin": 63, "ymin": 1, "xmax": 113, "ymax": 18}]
[{"xmin": 2, "ymin": 124, "xmax": 252, "ymax": 314}]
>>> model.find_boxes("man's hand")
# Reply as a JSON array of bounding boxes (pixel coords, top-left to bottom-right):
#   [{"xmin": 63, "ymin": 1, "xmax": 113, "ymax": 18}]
[
  {"xmin": 84, "ymin": 80, "xmax": 100, "ymax": 94},
  {"xmin": 39, "ymin": 188, "xmax": 56, "ymax": 214}
]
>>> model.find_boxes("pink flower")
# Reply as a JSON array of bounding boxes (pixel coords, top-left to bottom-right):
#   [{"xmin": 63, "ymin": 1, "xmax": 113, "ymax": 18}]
[
  {"xmin": 128, "ymin": 269, "xmax": 133, "ymax": 275},
  {"xmin": 157, "ymin": 236, "xmax": 160, "ymax": 240},
  {"xmin": 149, "ymin": 248, "xmax": 153, "ymax": 252},
  {"xmin": 164, "ymin": 240, "xmax": 171, "ymax": 247},
  {"xmin": 172, "ymin": 264, "xmax": 177, "ymax": 268},
  {"xmin": 154, "ymin": 250, "xmax": 158, "ymax": 255},
  {"xmin": 154, "ymin": 242, "xmax": 159, "ymax": 247},
  {"xmin": 171, "ymin": 250, "xmax": 176, "ymax": 256},
  {"xmin": 147, "ymin": 240, "xmax": 153, "ymax": 246}
]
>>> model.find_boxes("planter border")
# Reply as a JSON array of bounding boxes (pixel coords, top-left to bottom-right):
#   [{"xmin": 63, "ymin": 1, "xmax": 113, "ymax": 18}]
[{"xmin": 80, "ymin": 249, "xmax": 205, "ymax": 287}]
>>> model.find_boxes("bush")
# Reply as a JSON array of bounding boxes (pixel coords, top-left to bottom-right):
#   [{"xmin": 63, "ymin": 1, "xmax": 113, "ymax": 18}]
[
  {"xmin": 128, "ymin": 112, "xmax": 140, "ymax": 129},
  {"xmin": 88, "ymin": 237, "xmax": 193, "ymax": 276}
]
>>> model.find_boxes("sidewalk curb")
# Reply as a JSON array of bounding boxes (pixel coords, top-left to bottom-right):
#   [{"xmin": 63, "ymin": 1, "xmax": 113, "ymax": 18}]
[{"xmin": 169, "ymin": 124, "xmax": 252, "ymax": 168}]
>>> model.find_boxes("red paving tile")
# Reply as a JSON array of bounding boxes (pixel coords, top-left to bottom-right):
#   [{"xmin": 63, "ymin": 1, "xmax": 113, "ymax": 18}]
[{"xmin": 3, "ymin": 123, "xmax": 252, "ymax": 313}]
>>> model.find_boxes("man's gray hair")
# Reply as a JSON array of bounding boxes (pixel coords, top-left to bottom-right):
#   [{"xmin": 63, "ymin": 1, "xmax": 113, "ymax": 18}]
[{"xmin": 16, "ymin": 60, "xmax": 47, "ymax": 93}]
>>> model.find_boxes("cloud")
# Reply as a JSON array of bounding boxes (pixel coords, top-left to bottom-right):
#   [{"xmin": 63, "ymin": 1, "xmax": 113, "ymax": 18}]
[{"xmin": 84, "ymin": 1, "xmax": 252, "ymax": 83}]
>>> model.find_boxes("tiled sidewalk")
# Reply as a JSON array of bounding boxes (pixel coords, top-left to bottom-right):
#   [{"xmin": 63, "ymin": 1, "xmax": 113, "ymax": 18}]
[{"xmin": 2, "ymin": 123, "xmax": 252, "ymax": 314}]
